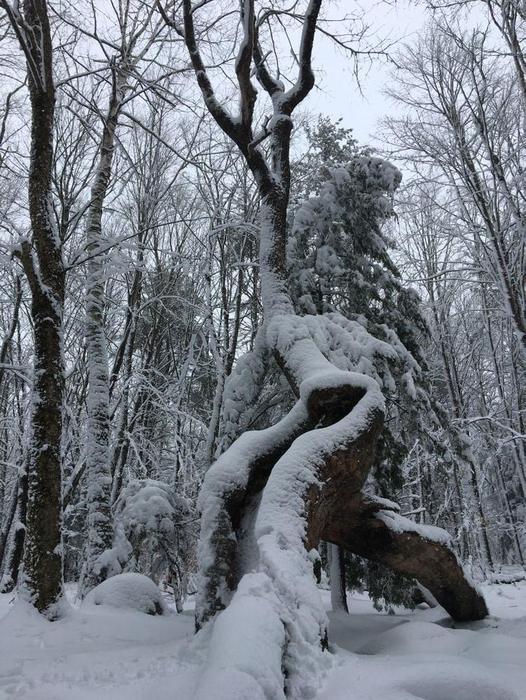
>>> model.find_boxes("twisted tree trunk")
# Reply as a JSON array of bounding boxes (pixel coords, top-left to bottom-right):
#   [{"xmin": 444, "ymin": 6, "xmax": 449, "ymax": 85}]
[
  {"xmin": 321, "ymin": 496, "xmax": 488, "ymax": 623},
  {"xmin": 176, "ymin": 2, "xmax": 487, "ymax": 696}
]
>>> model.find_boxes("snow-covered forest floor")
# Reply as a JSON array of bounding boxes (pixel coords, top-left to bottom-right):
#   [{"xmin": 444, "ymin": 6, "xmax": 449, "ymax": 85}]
[
  {"xmin": 1, "ymin": 582, "xmax": 525, "ymax": 700},
  {"xmin": 321, "ymin": 582, "xmax": 526, "ymax": 700}
]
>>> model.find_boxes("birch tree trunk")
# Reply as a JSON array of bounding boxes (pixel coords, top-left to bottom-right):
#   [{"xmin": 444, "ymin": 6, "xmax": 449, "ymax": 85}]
[
  {"xmin": 80, "ymin": 66, "xmax": 128, "ymax": 595},
  {"xmin": 329, "ymin": 544, "xmax": 349, "ymax": 613}
]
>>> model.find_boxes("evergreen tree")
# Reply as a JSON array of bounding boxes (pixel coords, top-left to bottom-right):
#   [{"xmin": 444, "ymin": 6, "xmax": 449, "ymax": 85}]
[{"xmin": 288, "ymin": 118, "xmax": 481, "ymax": 608}]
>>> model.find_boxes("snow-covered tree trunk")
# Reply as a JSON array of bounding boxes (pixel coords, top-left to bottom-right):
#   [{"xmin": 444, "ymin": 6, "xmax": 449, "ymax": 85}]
[
  {"xmin": 329, "ymin": 544, "xmax": 349, "ymax": 613},
  {"xmin": 0, "ymin": 469, "xmax": 26, "ymax": 592},
  {"xmin": 80, "ymin": 66, "xmax": 128, "ymax": 595},
  {"xmin": 176, "ymin": 1, "xmax": 489, "ymax": 695},
  {"xmin": 0, "ymin": 275, "xmax": 23, "ymax": 577},
  {"xmin": 0, "ymin": 484, "xmax": 18, "ymax": 577},
  {"xmin": 3, "ymin": 0, "xmax": 66, "ymax": 615}
]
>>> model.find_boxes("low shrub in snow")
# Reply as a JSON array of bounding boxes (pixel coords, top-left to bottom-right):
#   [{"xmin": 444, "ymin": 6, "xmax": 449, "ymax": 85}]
[
  {"xmin": 113, "ymin": 479, "xmax": 197, "ymax": 612},
  {"xmin": 83, "ymin": 572, "xmax": 166, "ymax": 615}
]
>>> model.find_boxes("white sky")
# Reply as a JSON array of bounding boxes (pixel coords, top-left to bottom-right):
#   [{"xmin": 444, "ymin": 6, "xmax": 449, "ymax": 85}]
[{"xmin": 304, "ymin": 0, "xmax": 429, "ymax": 145}]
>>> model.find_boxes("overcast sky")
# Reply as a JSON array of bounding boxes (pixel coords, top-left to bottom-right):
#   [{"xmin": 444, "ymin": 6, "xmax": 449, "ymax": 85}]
[{"xmin": 304, "ymin": 0, "xmax": 428, "ymax": 145}]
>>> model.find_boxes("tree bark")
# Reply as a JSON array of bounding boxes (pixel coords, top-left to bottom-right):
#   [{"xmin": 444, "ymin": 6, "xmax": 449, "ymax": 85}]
[
  {"xmin": 9, "ymin": 0, "xmax": 66, "ymax": 616},
  {"xmin": 178, "ymin": 2, "xmax": 488, "ymax": 695},
  {"xmin": 1, "ymin": 470, "xmax": 27, "ymax": 592},
  {"xmin": 322, "ymin": 495, "xmax": 488, "ymax": 623},
  {"xmin": 329, "ymin": 544, "xmax": 349, "ymax": 613},
  {"xmin": 80, "ymin": 66, "xmax": 128, "ymax": 595}
]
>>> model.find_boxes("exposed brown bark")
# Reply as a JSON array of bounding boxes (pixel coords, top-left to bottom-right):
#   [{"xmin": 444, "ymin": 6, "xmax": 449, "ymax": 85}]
[
  {"xmin": 303, "ymin": 380, "xmax": 487, "ymax": 622},
  {"xmin": 322, "ymin": 495, "xmax": 488, "ymax": 622},
  {"xmin": 176, "ymin": 4, "xmax": 487, "ymax": 691}
]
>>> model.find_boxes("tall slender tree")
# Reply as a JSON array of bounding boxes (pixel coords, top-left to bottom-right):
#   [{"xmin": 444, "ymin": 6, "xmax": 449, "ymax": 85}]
[{"xmin": 1, "ymin": 0, "xmax": 65, "ymax": 615}]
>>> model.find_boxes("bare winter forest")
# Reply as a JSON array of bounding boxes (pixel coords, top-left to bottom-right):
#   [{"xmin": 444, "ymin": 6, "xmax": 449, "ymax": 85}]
[{"xmin": 0, "ymin": 0, "xmax": 525, "ymax": 698}]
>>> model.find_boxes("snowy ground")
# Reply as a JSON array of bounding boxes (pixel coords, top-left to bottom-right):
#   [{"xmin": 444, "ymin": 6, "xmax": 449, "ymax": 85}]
[
  {"xmin": 320, "ymin": 584, "xmax": 526, "ymax": 700},
  {"xmin": 1, "ymin": 582, "xmax": 525, "ymax": 699}
]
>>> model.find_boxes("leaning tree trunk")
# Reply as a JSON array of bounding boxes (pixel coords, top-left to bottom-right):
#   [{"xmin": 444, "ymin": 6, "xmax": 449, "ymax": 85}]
[
  {"xmin": 178, "ymin": 1, "xmax": 487, "ymax": 697},
  {"xmin": 193, "ymin": 192, "xmax": 488, "ymax": 700},
  {"xmin": 321, "ymin": 495, "xmax": 488, "ymax": 623},
  {"xmin": 195, "ymin": 311, "xmax": 488, "ymax": 697}
]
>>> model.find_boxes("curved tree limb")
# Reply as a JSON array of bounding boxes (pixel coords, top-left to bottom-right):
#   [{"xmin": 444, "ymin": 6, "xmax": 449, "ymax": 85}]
[{"xmin": 322, "ymin": 495, "xmax": 488, "ymax": 622}]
